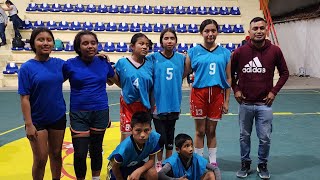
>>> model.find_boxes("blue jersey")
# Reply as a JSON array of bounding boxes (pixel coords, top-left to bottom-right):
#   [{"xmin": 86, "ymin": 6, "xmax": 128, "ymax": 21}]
[
  {"xmin": 163, "ymin": 152, "xmax": 208, "ymax": 180},
  {"xmin": 149, "ymin": 52, "xmax": 185, "ymax": 114},
  {"xmin": 18, "ymin": 57, "xmax": 66, "ymax": 125},
  {"xmin": 63, "ymin": 56, "xmax": 115, "ymax": 111},
  {"xmin": 115, "ymin": 57, "xmax": 153, "ymax": 109},
  {"xmin": 108, "ymin": 131, "xmax": 160, "ymax": 167},
  {"xmin": 187, "ymin": 45, "xmax": 231, "ymax": 89}
]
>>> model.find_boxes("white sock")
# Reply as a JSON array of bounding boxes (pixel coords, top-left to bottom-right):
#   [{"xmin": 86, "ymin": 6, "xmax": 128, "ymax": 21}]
[
  {"xmin": 92, "ymin": 176, "xmax": 100, "ymax": 180},
  {"xmin": 208, "ymin": 148, "xmax": 217, "ymax": 163},
  {"xmin": 194, "ymin": 148, "xmax": 204, "ymax": 156}
]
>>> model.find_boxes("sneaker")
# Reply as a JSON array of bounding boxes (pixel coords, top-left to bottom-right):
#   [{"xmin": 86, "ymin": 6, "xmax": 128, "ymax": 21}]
[
  {"xmin": 257, "ymin": 163, "xmax": 270, "ymax": 179},
  {"xmin": 156, "ymin": 161, "xmax": 162, "ymax": 172},
  {"xmin": 236, "ymin": 161, "xmax": 251, "ymax": 178}
]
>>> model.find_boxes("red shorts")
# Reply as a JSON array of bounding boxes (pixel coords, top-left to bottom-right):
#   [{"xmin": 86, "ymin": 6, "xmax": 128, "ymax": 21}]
[
  {"xmin": 120, "ymin": 96, "xmax": 148, "ymax": 133},
  {"xmin": 190, "ymin": 86, "xmax": 224, "ymax": 121}
]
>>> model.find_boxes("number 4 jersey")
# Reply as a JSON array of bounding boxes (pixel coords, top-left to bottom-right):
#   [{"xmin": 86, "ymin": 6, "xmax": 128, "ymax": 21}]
[
  {"xmin": 188, "ymin": 44, "xmax": 231, "ymax": 89},
  {"xmin": 149, "ymin": 52, "xmax": 185, "ymax": 114}
]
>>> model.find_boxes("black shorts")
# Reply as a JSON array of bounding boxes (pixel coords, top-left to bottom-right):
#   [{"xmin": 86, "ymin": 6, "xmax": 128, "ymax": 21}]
[
  {"xmin": 153, "ymin": 113, "xmax": 178, "ymax": 150},
  {"xmin": 33, "ymin": 114, "xmax": 67, "ymax": 131},
  {"xmin": 70, "ymin": 109, "xmax": 109, "ymax": 133}
]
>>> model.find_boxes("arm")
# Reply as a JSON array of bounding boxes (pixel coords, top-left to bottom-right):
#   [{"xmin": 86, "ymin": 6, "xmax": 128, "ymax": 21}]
[
  {"xmin": 0, "ymin": 8, "xmax": 8, "ymax": 24},
  {"xmin": 20, "ymin": 95, "xmax": 38, "ymax": 141},
  {"xmin": 182, "ymin": 54, "xmax": 191, "ymax": 79},
  {"xmin": 2, "ymin": 6, "xmax": 13, "ymax": 11},
  {"xmin": 111, "ymin": 159, "xmax": 124, "ymax": 180},
  {"xmin": 108, "ymin": 71, "xmax": 121, "ymax": 87},
  {"xmin": 206, "ymin": 163, "xmax": 221, "ymax": 180},
  {"xmin": 223, "ymin": 60, "xmax": 232, "ymax": 114},
  {"xmin": 158, "ymin": 163, "xmax": 181, "ymax": 180},
  {"xmin": 129, "ymin": 154, "xmax": 156, "ymax": 180}
]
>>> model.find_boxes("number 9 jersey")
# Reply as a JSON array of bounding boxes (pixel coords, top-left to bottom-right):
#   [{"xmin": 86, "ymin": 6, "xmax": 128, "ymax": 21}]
[{"xmin": 188, "ymin": 44, "xmax": 231, "ymax": 89}]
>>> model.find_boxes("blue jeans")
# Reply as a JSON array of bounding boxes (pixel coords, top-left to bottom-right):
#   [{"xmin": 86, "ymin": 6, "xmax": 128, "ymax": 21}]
[
  {"xmin": 238, "ymin": 103, "xmax": 273, "ymax": 164},
  {"xmin": 0, "ymin": 23, "xmax": 5, "ymax": 43}
]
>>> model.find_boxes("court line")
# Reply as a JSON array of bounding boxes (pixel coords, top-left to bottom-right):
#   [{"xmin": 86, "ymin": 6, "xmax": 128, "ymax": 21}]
[
  {"xmin": 0, "ymin": 103, "xmax": 121, "ymax": 137},
  {"xmin": 180, "ymin": 112, "xmax": 320, "ymax": 116}
]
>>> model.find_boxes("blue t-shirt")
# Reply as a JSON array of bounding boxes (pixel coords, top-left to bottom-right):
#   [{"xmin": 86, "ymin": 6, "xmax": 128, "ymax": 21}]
[
  {"xmin": 18, "ymin": 57, "xmax": 66, "ymax": 125},
  {"xmin": 149, "ymin": 52, "xmax": 185, "ymax": 114},
  {"xmin": 108, "ymin": 131, "xmax": 160, "ymax": 167},
  {"xmin": 115, "ymin": 57, "xmax": 153, "ymax": 109},
  {"xmin": 63, "ymin": 56, "xmax": 115, "ymax": 111},
  {"xmin": 163, "ymin": 152, "xmax": 208, "ymax": 180},
  {"xmin": 187, "ymin": 45, "xmax": 231, "ymax": 89}
]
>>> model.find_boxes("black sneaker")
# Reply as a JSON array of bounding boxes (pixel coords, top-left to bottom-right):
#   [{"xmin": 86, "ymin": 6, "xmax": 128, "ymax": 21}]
[
  {"xmin": 236, "ymin": 161, "xmax": 251, "ymax": 178},
  {"xmin": 257, "ymin": 163, "xmax": 270, "ymax": 179}
]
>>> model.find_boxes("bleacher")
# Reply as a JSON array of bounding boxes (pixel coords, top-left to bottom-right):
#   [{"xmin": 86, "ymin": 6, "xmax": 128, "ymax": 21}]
[{"xmin": 0, "ymin": 0, "xmax": 263, "ymax": 88}]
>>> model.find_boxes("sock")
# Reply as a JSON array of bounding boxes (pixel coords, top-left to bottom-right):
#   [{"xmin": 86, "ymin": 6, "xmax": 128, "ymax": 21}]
[
  {"xmin": 208, "ymin": 148, "xmax": 217, "ymax": 163},
  {"xmin": 92, "ymin": 176, "xmax": 100, "ymax": 180},
  {"xmin": 194, "ymin": 148, "xmax": 204, "ymax": 156}
]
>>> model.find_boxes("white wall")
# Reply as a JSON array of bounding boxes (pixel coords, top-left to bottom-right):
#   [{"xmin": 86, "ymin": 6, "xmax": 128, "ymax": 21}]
[{"xmin": 274, "ymin": 18, "xmax": 320, "ymax": 78}]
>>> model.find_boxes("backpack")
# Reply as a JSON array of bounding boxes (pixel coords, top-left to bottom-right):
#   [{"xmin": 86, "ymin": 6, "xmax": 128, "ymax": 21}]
[
  {"xmin": 54, "ymin": 39, "xmax": 64, "ymax": 50},
  {"xmin": 12, "ymin": 37, "xmax": 25, "ymax": 48}
]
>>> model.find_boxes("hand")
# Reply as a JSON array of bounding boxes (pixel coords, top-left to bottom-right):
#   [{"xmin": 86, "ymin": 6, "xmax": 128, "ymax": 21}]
[
  {"xmin": 25, "ymin": 124, "xmax": 38, "ymax": 141},
  {"xmin": 234, "ymin": 91, "xmax": 245, "ymax": 104},
  {"xmin": 222, "ymin": 102, "xmax": 229, "ymax": 114},
  {"xmin": 263, "ymin": 92, "xmax": 275, "ymax": 106},
  {"xmin": 179, "ymin": 175, "xmax": 188, "ymax": 180},
  {"xmin": 128, "ymin": 169, "xmax": 142, "ymax": 180},
  {"xmin": 96, "ymin": 53, "xmax": 110, "ymax": 62}
]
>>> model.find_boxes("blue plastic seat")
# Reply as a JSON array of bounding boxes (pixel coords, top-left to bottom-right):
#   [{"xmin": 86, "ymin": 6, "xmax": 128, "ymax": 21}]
[
  {"xmin": 187, "ymin": 6, "xmax": 197, "ymax": 14},
  {"xmin": 166, "ymin": 23, "xmax": 175, "ymax": 30},
  {"xmin": 226, "ymin": 43, "xmax": 236, "ymax": 52},
  {"xmin": 51, "ymin": 3, "xmax": 61, "ymax": 12},
  {"xmin": 153, "ymin": 43, "xmax": 162, "ymax": 52},
  {"xmin": 38, "ymin": 3, "xmax": 50, "ymax": 12},
  {"xmin": 3, "ymin": 63, "xmax": 19, "ymax": 74},
  {"xmin": 22, "ymin": 20, "xmax": 33, "ymax": 29},
  {"xmin": 62, "ymin": 3, "xmax": 73, "ymax": 12},
  {"xmin": 218, "ymin": 25, "xmax": 222, "ymax": 33},
  {"xmin": 178, "ymin": 43, "xmax": 188, "ymax": 53},
  {"xmin": 222, "ymin": 24, "xmax": 233, "ymax": 33},
  {"xmin": 165, "ymin": 6, "xmax": 175, "ymax": 14},
  {"xmin": 131, "ymin": 5, "xmax": 141, "ymax": 14},
  {"xmin": 94, "ymin": 22, "xmax": 105, "ymax": 31},
  {"xmin": 70, "ymin": 21, "xmax": 82, "ymax": 31},
  {"xmin": 130, "ymin": 22, "xmax": 141, "ymax": 32},
  {"xmin": 83, "ymin": 22, "xmax": 93, "ymax": 31},
  {"xmin": 104, "ymin": 42, "xmax": 115, "ymax": 52},
  {"xmin": 57, "ymin": 21, "xmax": 69, "ymax": 30},
  {"xmin": 190, "ymin": 43, "xmax": 198, "ymax": 48},
  {"xmin": 177, "ymin": 24, "xmax": 187, "ymax": 33},
  {"xmin": 109, "ymin": 5, "xmax": 119, "ymax": 13},
  {"xmin": 116, "ymin": 42, "xmax": 128, "ymax": 52},
  {"xmin": 120, "ymin": 5, "xmax": 130, "ymax": 13},
  {"xmin": 33, "ymin": 20, "xmax": 45, "ymax": 29},
  {"xmin": 105, "ymin": 22, "xmax": 117, "ymax": 31},
  {"xmin": 154, "ymin": 5, "xmax": 164, "ymax": 14},
  {"xmin": 154, "ymin": 23, "xmax": 163, "ymax": 32},
  {"xmin": 142, "ymin": 23, "xmax": 152, "ymax": 32},
  {"xmin": 230, "ymin": 6, "xmax": 241, "ymax": 15},
  {"xmin": 26, "ymin": 3, "xmax": 38, "ymax": 11},
  {"xmin": 97, "ymin": 4, "xmax": 108, "ymax": 13},
  {"xmin": 234, "ymin": 24, "xmax": 244, "ymax": 33},
  {"xmin": 197, "ymin": 6, "xmax": 207, "ymax": 15},
  {"xmin": 74, "ymin": 4, "xmax": 85, "ymax": 12},
  {"xmin": 188, "ymin": 24, "xmax": 199, "ymax": 33},
  {"xmin": 219, "ymin": 6, "xmax": 229, "ymax": 15},
  {"xmin": 65, "ymin": 41, "xmax": 74, "ymax": 51},
  {"xmin": 118, "ymin": 22, "xmax": 129, "ymax": 32},
  {"xmin": 143, "ymin": 5, "xmax": 153, "ymax": 14},
  {"xmin": 97, "ymin": 42, "xmax": 103, "ymax": 52},
  {"xmin": 86, "ymin": 4, "xmax": 96, "ymax": 13},
  {"xmin": 176, "ymin": 6, "xmax": 186, "ymax": 14},
  {"xmin": 208, "ymin": 6, "xmax": 219, "ymax": 15},
  {"xmin": 46, "ymin": 21, "xmax": 57, "ymax": 30}
]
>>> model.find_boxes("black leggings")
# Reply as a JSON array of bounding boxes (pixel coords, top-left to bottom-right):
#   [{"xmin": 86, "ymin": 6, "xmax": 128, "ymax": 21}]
[
  {"xmin": 72, "ymin": 133, "xmax": 105, "ymax": 178},
  {"xmin": 153, "ymin": 117, "xmax": 177, "ymax": 150}
]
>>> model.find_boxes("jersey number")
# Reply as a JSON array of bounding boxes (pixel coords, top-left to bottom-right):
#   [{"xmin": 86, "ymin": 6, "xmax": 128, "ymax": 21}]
[
  {"xmin": 166, "ymin": 68, "xmax": 173, "ymax": 80},
  {"xmin": 209, "ymin": 63, "xmax": 216, "ymax": 75},
  {"xmin": 133, "ymin": 78, "xmax": 139, "ymax": 89},
  {"xmin": 127, "ymin": 161, "xmax": 138, "ymax": 167}
]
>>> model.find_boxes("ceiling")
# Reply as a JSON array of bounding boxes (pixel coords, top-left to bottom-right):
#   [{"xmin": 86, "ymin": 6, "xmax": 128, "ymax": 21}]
[{"xmin": 269, "ymin": 0, "xmax": 320, "ymax": 16}]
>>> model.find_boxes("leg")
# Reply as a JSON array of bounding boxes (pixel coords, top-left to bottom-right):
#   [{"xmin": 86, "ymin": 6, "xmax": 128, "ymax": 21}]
[
  {"xmin": 239, "ymin": 104, "xmax": 255, "ymax": 162},
  {"xmin": 206, "ymin": 120, "xmax": 218, "ymax": 164},
  {"xmin": 201, "ymin": 171, "xmax": 215, "ymax": 180},
  {"xmin": 89, "ymin": 131, "xmax": 105, "ymax": 177},
  {"xmin": 142, "ymin": 167, "xmax": 158, "ymax": 180},
  {"xmin": 194, "ymin": 119, "xmax": 206, "ymax": 156},
  {"xmin": 255, "ymin": 105, "xmax": 273, "ymax": 164},
  {"xmin": 153, "ymin": 118, "xmax": 166, "ymax": 161},
  {"xmin": 163, "ymin": 119, "xmax": 176, "ymax": 158},
  {"xmin": 48, "ymin": 129, "xmax": 65, "ymax": 179},
  {"xmin": 72, "ymin": 136, "xmax": 90, "ymax": 180},
  {"xmin": 29, "ymin": 129, "xmax": 49, "ymax": 180},
  {"xmin": 0, "ymin": 23, "xmax": 6, "ymax": 44}
]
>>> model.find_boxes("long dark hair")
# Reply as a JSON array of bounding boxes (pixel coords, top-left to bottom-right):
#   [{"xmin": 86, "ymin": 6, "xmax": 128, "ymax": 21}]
[
  {"xmin": 5, "ymin": 0, "xmax": 14, "ymax": 5},
  {"xmin": 73, "ymin": 30, "xmax": 98, "ymax": 56},
  {"xmin": 30, "ymin": 27, "xmax": 55, "ymax": 53}
]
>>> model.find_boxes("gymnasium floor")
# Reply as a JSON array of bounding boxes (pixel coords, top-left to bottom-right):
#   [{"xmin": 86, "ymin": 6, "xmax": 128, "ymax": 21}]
[{"xmin": 0, "ymin": 89, "xmax": 319, "ymax": 180}]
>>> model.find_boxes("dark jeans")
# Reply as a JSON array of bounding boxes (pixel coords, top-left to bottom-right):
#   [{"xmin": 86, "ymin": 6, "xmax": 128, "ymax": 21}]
[
  {"xmin": 9, "ymin": 14, "xmax": 22, "ymax": 38},
  {"xmin": 0, "ymin": 23, "xmax": 6, "ymax": 43}
]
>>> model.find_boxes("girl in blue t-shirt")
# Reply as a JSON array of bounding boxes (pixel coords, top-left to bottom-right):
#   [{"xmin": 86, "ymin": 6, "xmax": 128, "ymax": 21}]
[
  {"xmin": 184, "ymin": 19, "xmax": 232, "ymax": 167},
  {"xmin": 18, "ymin": 28, "xmax": 66, "ymax": 180}
]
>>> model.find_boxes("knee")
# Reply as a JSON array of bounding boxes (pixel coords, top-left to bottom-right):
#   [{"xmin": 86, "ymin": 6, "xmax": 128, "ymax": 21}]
[
  {"xmin": 205, "ymin": 129, "xmax": 216, "ymax": 138},
  {"xmin": 145, "ymin": 167, "xmax": 158, "ymax": 180},
  {"xmin": 49, "ymin": 149, "xmax": 62, "ymax": 160},
  {"xmin": 203, "ymin": 171, "xmax": 215, "ymax": 180},
  {"xmin": 34, "ymin": 156, "xmax": 48, "ymax": 168},
  {"xmin": 195, "ymin": 129, "xmax": 205, "ymax": 138}
]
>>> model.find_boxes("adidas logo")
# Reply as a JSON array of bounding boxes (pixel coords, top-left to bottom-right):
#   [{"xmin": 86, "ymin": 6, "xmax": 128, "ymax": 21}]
[{"xmin": 242, "ymin": 57, "xmax": 266, "ymax": 73}]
